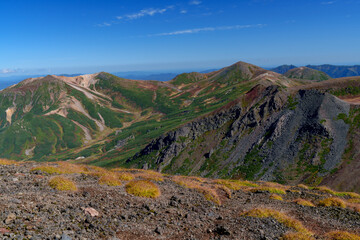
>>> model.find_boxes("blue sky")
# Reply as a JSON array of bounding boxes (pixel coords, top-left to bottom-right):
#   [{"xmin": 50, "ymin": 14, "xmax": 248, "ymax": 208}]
[{"xmin": 1, "ymin": 0, "xmax": 360, "ymax": 76}]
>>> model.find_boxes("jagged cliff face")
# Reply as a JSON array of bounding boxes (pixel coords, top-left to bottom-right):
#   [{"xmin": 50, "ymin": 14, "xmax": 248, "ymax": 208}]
[{"xmin": 128, "ymin": 85, "xmax": 351, "ymax": 186}]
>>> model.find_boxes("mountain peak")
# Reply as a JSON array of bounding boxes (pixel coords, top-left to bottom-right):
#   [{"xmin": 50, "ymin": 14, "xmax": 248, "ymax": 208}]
[{"xmin": 284, "ymin": 66, "xmax": 331, "ymax": 81}]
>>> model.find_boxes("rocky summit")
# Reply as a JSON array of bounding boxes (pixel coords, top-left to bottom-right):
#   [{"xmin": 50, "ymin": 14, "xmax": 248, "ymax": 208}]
[{"xmin": 0, "ymin": 160, "xmax": 358, "ymax": 239}]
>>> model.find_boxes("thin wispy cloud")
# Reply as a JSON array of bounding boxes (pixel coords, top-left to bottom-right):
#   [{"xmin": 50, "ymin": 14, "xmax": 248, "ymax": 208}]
[
  {"xmin": 97, "ymin": 6, "xmax": 174, "ymax": 27},
  {"xmin": 117, "ymin": 7, "xmax": 172, "ymax": 20},
  {"xmin": 0, "ymin": 68, "xmax": 23, "ymax": 74},
  {"xmin": 321, "ymin": 1, "xmax": 336, "ymax": 4},
  {"xmin": 149, "ymin": 24, "xmax": 266, "ymax": 37},
  {"xmin": 189, "ymin": 0, "xmax": 202, "ymax": 5}
]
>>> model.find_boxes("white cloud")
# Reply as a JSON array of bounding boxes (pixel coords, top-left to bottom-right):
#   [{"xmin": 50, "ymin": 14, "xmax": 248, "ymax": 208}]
[
  {"xmin": 0, "ymin": 68, "xmax": 24, "ymax": 74},
  {"xmin": 149, "ymin": 24, "xmax": 266, "ymax": 37},
  {"xmin": 180, "ymin": 10, "xmax": 188, "ymax": 14},
  {"xmin": 95, "ymin": 22, "xmax": 112, "ymax": 27},
  {"xmin": 189, "ymin": 0, "xmax": 202, "ymax": 5},
  {"xmin": 321, "ymin": 1, "xmax": 336, "ymax": 4},
  {"xmin": 117, "ymin": 7, "xmax": 170, "ymax": 21}
]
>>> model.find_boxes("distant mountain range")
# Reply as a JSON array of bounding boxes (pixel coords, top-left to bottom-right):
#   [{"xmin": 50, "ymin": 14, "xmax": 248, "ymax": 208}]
[
  {"xmin": 0, "ymin": 61, "xmax": 359, "ymax": 193},
  {"xmin": 272, "ymin": 64, "xmax": 360, "ymax": 78}
]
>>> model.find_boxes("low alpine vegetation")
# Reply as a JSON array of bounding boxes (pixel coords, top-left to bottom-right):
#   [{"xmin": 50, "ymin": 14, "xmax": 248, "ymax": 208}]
[
  {"xmin": 293, "ymin": 198, "xmax": 315, "ymax": 207},
  {"xmin": 173, "ymin": 176, "xmax": 221, "ymax": 205},
  {"xmin": 318, "ymin": 197, "xmax": 347, "ymax": 208},
  {"xmin": 326, "ymin": 231, "xmax": 360, "ymax": 240},
  {"xmin": 48, "ymin": 176, "xmax": 77, "ymax": 191},
  {"xmin": 281, "ymin": 232, "xmax": 315, "ymax": 240},
  {"xmin": 98, "ymin": 174, "xmax": 122, "ymax": 186},
  {"xmin": 125, "ymin": 180, "xmax": 161, "ymax": 198},
  {"xmin": 241, "ymin": 208, "xmax": 312, "ymax": 236},
  {"xmin": 0, "ymin": 159, "xmax": 17, "ymax": 165},
  {"xmin": 251, "ymin": 186, "xmax": 287, "ymax": 195},
  {"xmin": 270, "ymin": 194, "xmax": 283, "ymax": 201}
]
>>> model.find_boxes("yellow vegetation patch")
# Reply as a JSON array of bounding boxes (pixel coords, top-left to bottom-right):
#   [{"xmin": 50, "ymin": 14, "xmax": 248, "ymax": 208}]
[
  {"xmin": 31, "ymin": 162, "xmax": 89, "ymax": 175},
  {"xmin": 98, "ymin": 174, "xmax": 122, "ymax": 186},
  {"xmin": 241, "ymin": 208, "xmax": 312, "ymax": 236},
  {"xmin": 281, "ymin": 232, "xmax": 315, "ymax": 240},
  {"xmin": 336, "ymin": 191, "xmax": 360, "ymax": 199},
  {"xmin": 197, "ymin": 187, "xmax": 221, "ymax": 205},
  {"xmin": 173, "ymin": 176, "xmax": 221, "ymax": 205},
  {"xmin": 297, "ymin": 184, "xmax": 309, "ymax": 190},
  {"xmin": 49, "ymin": 176, "xmax": 77, "ymax": 191},
  {"xmin": 0, "ymin": 159, "xmax": 17, "ymax": 165},
  {"xmin": 293, "ymin": 199, "xmax": 315, "ymax": 207},
  {"xmin": 326, "ymin": 231, "xmax": 360, "ymax": 240},
  {"xmin": 125, "ymin": 180, "xmax": 161, "ymax": 198},
  {"xmin": 262, "ymin": 181, "xmax": 289, "ymax": 189},
  {"xmin": 270, "ymin": 194, "xmax": 283, "ymax": 201},
  {"xmin": 318, "ymin": 197, "xmax": 347, "ymax": 208},
  {"xmin": 31, "ymin": 165, "xmax": 64, "ymax": 174},
  {"xmin": 348, "ymin": 198, "xmax": 360, "ymax": 204},
  {"xmin": 313, "ymin": 186, "xmax": 336, "ymax": 195},
  {"xmin": 134, "ymin": 170, "xmax": 164, "ymax": 182},
  {"xmin": 214, "ymin": 179, "xmax": 259, "ymax": 190},
  {"xmin": 117, "ymin": 172, "xmax": 135, "ymax": 181},
  {"xmin": 313, "ymin": 186, "xmax": 360, "ymax": 198},
  {"xmin": 251, "ymin": 186, "xmax": 286, "ymax": 195}
]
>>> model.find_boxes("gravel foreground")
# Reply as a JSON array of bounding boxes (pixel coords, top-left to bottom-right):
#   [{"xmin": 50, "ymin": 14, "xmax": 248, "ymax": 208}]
[{"xmin": 0, "ymin": 162, "xmax": 358, "ymax": 240}]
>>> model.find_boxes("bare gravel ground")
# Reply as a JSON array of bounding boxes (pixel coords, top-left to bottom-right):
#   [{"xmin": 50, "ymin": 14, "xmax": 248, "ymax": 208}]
[{"xmin": 0, "ymin": 162, "xmax": 358, "ymax": 240}]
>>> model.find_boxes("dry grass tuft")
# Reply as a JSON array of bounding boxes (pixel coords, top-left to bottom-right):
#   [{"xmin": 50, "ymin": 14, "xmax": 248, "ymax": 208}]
[
  {"xmin": 173, "ymin": 176, "xmax": 221, "ymax": 205},
  {"xmin": 87, "ymin": 165, "xmax": 109, "ymax": 177},
  {"xmin": 31, "ymin": 162, "xmax": 89, "ymax": 175},
  {"xmin": 117, "ymin": 172, "xmax": 135, "ymax": 181},
  {"xmin": 326, "ymin": 231, "xmax": 360, "ymax": 240},
  {"xmin": 216, "ymin": 185, "xmax": 232, "ymax": 199},
  {"xmin": 262, "ymin": 181, "xmax": 289, "ymax": 189},
  {"xmin": 336, "ymin": 191, "xmax": 360, "ymax": 199},
  {"xmin": 214, "ymin": 179, "xmax": 259, "ymax": 190},
  {"xmin": 197, "ymin": 187, "xmax": 221, "ymax": 205},
  {"xmin": 251, "ymin": 186, "xmax": 286, "ymax": 195},
  {"xmin": 98, "ymin": 174, "xmax": 122, "ymax": 186},
  {"xmin": 270, "ymin": 194, "xmax": 283, "ymax": 201},
  {"xmin": 318, "ymin": 197, "xmax": 347, "ymax": 208},
  {"xmin": 0, "ymin": 159, "xmax": 17, "ymax": 165},
  {"xmin": 313, "ymin": 186, "xmax": 336, "ymax": 195},
  {"xmin": 241, "ymin": 208, "xmax": 312, "ymax": 235},
  {"xmin": 348, "ymin": 198, "xmax": 360, "ymax": 204},
  {"xmin": 49, "ymin": 176, "xmax": 77, "ymax": 191},
  {"xmin": 297, "ymin": 184, "xmax": 309, "ymax": 190},
  {"xmin": 313, "ymin": 186, "xmax": 360, "ymax": 199},
  {"xmin": 293, "ymin": 199, "xmax": 315, "ymax": 207},
  {"xmin": 281, "ymin": 232, "xmax": 315, "ymax": 240},
  {"xmin": 31, "ymin": 165, "xmax": 63, "ymax": 174},
  {"xmin": 134, "ymin": 170, "xmax": 164, "ymax": 182},
  {"xmin": 125, "ymin": 180, "xmax": 161, "ymax": 198}
]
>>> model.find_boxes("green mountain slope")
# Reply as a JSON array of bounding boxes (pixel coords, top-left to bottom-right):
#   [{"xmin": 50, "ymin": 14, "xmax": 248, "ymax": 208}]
[
  {"xmin": 0, "ymin": 61, "xmax": 359, "ymax": 192},
  {"xmin": 284, "ymin": 67, "xmax": 331, "ymax": 81}
]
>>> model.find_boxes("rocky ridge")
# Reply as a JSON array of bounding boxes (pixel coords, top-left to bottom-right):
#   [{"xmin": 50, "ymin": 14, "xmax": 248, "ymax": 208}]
[{"xmin": 0, "ymin": 161, "xmax": 358, "ymax": 239}]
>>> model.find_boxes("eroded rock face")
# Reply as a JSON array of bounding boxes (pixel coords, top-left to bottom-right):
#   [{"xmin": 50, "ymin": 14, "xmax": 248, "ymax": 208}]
[{"xmin": 129, "ymin": 87, "xmax": 350, "ymax": 185}]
